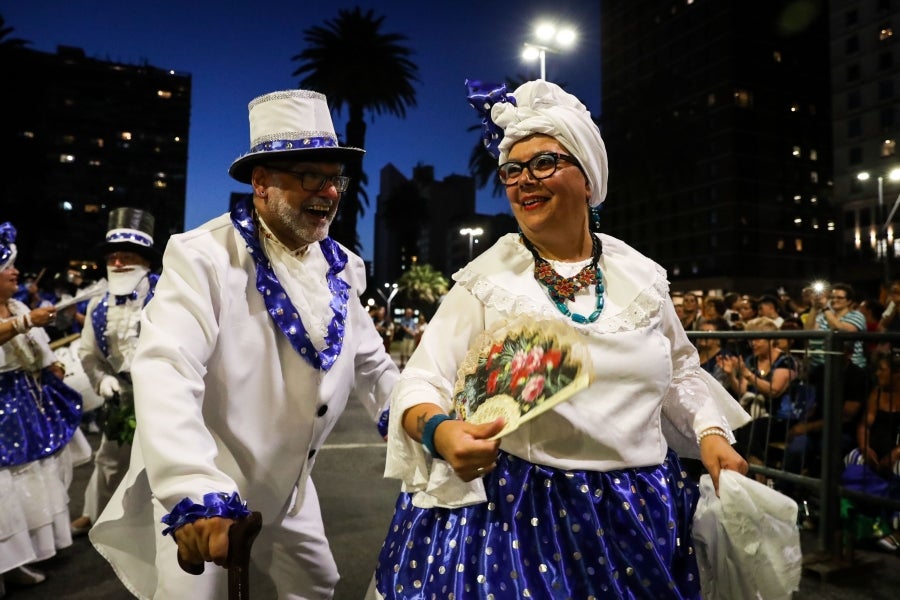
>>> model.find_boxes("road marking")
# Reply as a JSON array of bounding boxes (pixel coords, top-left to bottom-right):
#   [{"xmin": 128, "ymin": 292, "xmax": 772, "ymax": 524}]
[{"xmin": 321, "ymin": 442, "xmax": 386, "ymax": 450}]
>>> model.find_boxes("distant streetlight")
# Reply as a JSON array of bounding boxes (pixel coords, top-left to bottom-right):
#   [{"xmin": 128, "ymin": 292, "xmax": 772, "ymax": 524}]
[
  {"xmin": 459, "ymin": 227, "xmax": 484, "ymax": 261},
  {"xmin": 858, "ymin": 168, "xmax": 900, "ymax": 283},
  {"xmin": 376, "ymin": 282, "xmax": 400, "ymax": 320},
  {"xmin": 522, "ymin": 21, "xmax": 576, "ymax": 80}
]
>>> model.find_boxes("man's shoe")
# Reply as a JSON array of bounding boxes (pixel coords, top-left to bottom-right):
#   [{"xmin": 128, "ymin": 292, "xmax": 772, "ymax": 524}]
[
  {"xmin": 4, "ymin": 565, "xmax": 46, "ymax": 586},
  {"xmin": 71, "ymin": 515, "xmax": 93, "ymax": 537}
]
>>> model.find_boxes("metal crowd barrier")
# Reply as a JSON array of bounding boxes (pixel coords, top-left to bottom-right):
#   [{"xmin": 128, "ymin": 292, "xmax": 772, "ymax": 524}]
[{"xmin": 687, "ymin": 327, "xmax": 900, "ymax": 578}]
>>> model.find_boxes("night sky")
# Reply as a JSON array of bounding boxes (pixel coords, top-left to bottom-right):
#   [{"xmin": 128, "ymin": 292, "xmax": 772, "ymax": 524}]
[{"xmin": 4, "ymin": 0, "xmax": 601, "ymax": 261}]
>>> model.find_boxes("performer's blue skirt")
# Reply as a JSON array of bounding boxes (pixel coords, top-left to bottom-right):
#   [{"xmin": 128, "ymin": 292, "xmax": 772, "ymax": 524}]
[
  {"xmin": 0, "ymin": 368, "xmax": 82, "ymax": 467},
  {"xmin": 375, "ymin": 449, "xmax": 701, "ymax": 600}
]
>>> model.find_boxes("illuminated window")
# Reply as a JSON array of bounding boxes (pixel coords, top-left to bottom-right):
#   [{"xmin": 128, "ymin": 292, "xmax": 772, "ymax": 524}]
[
  {"xmin": 85, "ymin": 204, "xmax": 101, "ymax": 213},
  {"xmin": 773, "ymin": 51, "xmax": 782, "ymax": 63},
  {"xmin": 153, "ymin": 180, "xmax": 168, "ymax": 189},
  {"xmin": 827, "ymin": 221, "xmax": 836, "ymax": 231},
  {"xmin": 883, "ymin": 139, "xmax": 897, "ymax": 157},
  {"xmin": 795, "ymin": 239, "xmax": 803, "ymax": 252},
  {"xmin": 810, "ymin": 149, "xmax": 818, "ymax": 160},
  {"xmin": 733, "ymin": 89, "xmax": 753, "ymax": 108},
  {"xmin": 157, "ymin": 90, "xmax": 173, "ymax": 99},
  {"xmin": 790, "ymin": 103, "xmax": 799, "ymax": 112},
  {"xmin": 880, "ymin": 27, "xmax": 894, "ymax": 41},
  {"xmin": 120, "ymin": 131, "xmax": 133, "ymax": 141},
  {"xmin": 59, "ymin": 154, "xmax": 75, "ymax": 163},
  {"xmin": 62, "ymin": 135, "xmax": 75, "ymax": 144},
  {"xmin": 777, "ymin": 238, "xmax": 785, "ymax": 250},
  {"xmin": 792, "ymin": 146, "xmax": 801, "ymax": 157},
  {"xmin": 811, "ymin": 171, "xmax": 819, "ymax": 183},
  {"xmin": 62, "ymin": 201, "xmax": 73, "ymax": 211},
  {"xmin": 93, "ymin": 138, "xmax": 105, "ymax": 148},
  {"xmin": 88, "ymin": 160, "xmax": 101, "ymax": 167},
  {"xmin": 811, "ymin": 196, "xmax": 818, "ymax": 205},
  {"xmin": 794, "ymin": 195, "xmax": 802, "ymax": 204},
  {"xmin": 22, "ymin": 131, "xmax": 34, "ymax": 139}
]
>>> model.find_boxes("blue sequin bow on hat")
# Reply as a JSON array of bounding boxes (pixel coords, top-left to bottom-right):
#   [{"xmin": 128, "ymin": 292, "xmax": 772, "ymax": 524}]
[
  {"xmin": 0, "ymin": 222, "xmax": 17, "ymax": 270},
  {"xmin": 465, "ymin": 80, "xmax": 516, "ymax": 159}
]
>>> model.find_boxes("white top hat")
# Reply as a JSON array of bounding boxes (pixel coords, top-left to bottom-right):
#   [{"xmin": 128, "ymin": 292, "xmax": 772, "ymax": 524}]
[{"xmin": 228, "ymin": 89, "xmax": 364, "ymax": 184}]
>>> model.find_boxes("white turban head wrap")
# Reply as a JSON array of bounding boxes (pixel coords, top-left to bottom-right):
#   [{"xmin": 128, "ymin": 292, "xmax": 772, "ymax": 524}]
[{"xmin": 490, "ymin": 80, "xmax": 608, "ymax": 207}]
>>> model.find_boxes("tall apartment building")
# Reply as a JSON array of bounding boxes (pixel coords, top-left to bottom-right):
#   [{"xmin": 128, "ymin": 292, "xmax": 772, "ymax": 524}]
[
  {"xmin": 0, "ymin": 44, "xmax": 190, "ymax": 276},
  {"xmin": 831, "ymin": 0, "xmax": 900, "ymax": 286},
  {"xmin": 599, "ymin": 1, "xmax": 835, "ymax": 295}
]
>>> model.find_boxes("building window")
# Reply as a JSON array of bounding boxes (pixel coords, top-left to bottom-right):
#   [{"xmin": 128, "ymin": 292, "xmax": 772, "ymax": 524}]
[
  {"xmin": 58, "ymin": 154, "xmax": 75, "ymax": 163},
  {"xmin": 882, "ymin": 108, "xmax": 896, "ymax": 128},
  {"xmin": 879, "ymin": 80, "xmax": 895, "ymax": 100},
  {"xmin": 795, "ymin": 238, "xmax": 803, "ymax": 252},
  {"xmin": 810, "ymin": 148, "xmax": 818, "ymax": 161},
  {"xmin": 882, "ymin": 138, "xmax": 897, "ymax": 156},
  {"xmin": 880, "ymin": 26, "xmax": 894, "ymax": 41},
  {"xmin": 849, "ymin": 146, "xmax": 863, "ymax": 165},
  {"xmin": 733, "ymin": 89, "xmax": 753, "ymax": 108},
  {"xmin": 846, "ymin": 10, "xmax": 858, "ymax": 26},
  {"xmin": 810, "ymin": 171, "xmax": 819, "ymax": 183},
  {"xmin": 120, "ymin": 131, "xmax": 133, "ymax": 141},
  {"xmin": 848, "ymin": 117, "xmax": 862, "ymax": 137},
  {"xmin": 847, "ymin": 89, "xmax": 861, "ymax": 110},
  {"xmin": 845, "ymin": 35, "xmax": 859, "ymax": 54},
  {"xmin": 157, "ymin": 90, "xmax": 173, "ymax": 99},
  {"xmin": 773, "ymin": 50, "xmax": 782, "ymax": 63},
  {"xmin": 879, "ymin": 51, "xmax": 894, "ymax": 70},
  {"xmin": 847, "ymin": 64, "xmax": 861, "ymax": 82},
  {"xmin": 792, "ymin": 146, "xmax": 801, "ymax": 157}
]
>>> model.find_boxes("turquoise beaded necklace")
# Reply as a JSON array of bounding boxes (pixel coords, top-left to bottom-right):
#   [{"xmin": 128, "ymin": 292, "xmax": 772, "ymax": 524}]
[{"xmin": 520, "ymin": 233, "xmax": 606, "ymax": 324}]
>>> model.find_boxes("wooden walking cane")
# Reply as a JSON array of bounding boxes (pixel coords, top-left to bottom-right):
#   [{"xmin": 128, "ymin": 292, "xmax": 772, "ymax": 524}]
[{"xmin": 177, "ymin": 511, "xmax": 263, "ymax": 600}]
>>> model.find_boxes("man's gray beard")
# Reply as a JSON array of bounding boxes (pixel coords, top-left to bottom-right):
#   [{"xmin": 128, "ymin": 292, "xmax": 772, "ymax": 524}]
[{"xmin": 272, "ymin": 197, "xmax": 334, "ymax": 245}]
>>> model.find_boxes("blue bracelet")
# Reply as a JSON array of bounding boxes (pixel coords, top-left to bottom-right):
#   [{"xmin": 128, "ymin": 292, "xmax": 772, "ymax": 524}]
[{"xmin": 422, "ymin": 414, "xmax": 453, "ymax": 460}]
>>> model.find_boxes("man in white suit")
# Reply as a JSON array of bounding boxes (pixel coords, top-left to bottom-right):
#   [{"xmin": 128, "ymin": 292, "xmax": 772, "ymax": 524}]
[{"xmin": 90, "ymin": 89, "xmax": 399, "ymax": 599}]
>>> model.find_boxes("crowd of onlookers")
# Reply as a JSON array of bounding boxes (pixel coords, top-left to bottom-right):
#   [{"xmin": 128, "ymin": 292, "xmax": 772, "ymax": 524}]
[{"xmin": 675, "ymin": 282, "xmax": 900, "ymax": 552}]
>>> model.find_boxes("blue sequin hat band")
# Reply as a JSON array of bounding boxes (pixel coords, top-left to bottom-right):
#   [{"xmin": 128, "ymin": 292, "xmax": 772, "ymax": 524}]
[
  {"xmin": 229, "ymin": 89, "xmax": 365, "ymax": 184},
  {"xmin": 99, "ymin": 207, "xmax": 160, "ymax": 263}
]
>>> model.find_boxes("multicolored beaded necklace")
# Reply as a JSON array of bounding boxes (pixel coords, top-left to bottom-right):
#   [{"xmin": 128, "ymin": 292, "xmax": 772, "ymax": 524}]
[{"xmin": 520, "ymin": 233, "xmax": 605, "ymax": 324}]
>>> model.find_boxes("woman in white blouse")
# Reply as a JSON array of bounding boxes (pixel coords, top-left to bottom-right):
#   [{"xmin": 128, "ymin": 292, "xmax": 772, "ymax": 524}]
[{"xmin": 371, "ymin": 81, "xmax": 749, "ymax": 599}]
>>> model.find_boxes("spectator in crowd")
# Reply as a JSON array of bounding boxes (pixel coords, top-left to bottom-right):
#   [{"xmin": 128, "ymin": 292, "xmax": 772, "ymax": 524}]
[
  {"xmin": 735, "ymin": 295, "xmax": 759, "ymax": 328},
  {"xmin": 805, "ymin": 282, "xmax": 867, "ymax": 370},
  {"xmin": 413, "ymin": 313, "xmax": 428, "ymax": 349},
  {"xmin": 372, "ymin": 305, "xmax": 393, "ymax": 354},
  {"xmin": 722, "ymin": 291, "xmax": 742, "ymax": 327},
  {"xmin": 859, "ymin": 297, "xmax": 886, "ymax": 362},
  {"xmin": 697, "ymin": 316, "xmax": 733, "ymax": 392},
  {"xmin": 701, "ymin": 294, "xmax": 727, "ymax": 327},
  {"xmin": 393, "ymin": 307, "xmax": 418, "ymax": 369},
  {"xmin": 680, "ymin": 291, "xmax": 702, "ymax": 330},
  {"xmin": 758, "ymin": 294, "xmax": 785, "ymax": 328}
]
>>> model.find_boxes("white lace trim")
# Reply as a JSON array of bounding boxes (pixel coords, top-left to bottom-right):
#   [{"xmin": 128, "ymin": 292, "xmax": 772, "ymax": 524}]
[{"xmin": 453, "ymin": 239, "xmax": 670, "ymax": 335}]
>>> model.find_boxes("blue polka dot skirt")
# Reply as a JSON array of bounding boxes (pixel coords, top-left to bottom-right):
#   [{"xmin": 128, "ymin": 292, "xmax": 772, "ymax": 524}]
[
  {"xmin": 0, "ymin": 368, "xmax": 82, "ymax": 467},
  {"xmin": 375, "ymin": 449, "xmax": 701, "ymax": 599}
]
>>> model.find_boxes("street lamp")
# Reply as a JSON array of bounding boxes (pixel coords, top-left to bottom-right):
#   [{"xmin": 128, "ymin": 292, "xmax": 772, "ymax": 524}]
[
  {"xmin": 459, "ymin": 227, "xmax": 484, "ymax": 261},
  {"xmin": 376, "ymin": 282, "xmax": 400, "ymax": 320},
  {"xmin": 522, "ymin": 21, "xmax": 576, "ymax": 80},
  {"xmin": 858, "ymin": 168, "xmax": 900, "ymax": 283}
]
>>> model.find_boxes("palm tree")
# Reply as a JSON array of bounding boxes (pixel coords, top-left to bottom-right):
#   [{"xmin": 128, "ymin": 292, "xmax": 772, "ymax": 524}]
[
  {"xmin": 0, "ymin": 14, "xmax": 29, "ymax": 47},
  {"xmin": 292, "ymin": 7, "xmax": 419, "ymax": 254},
  {"xmin": 397, "ymin": 264, "xmax": 449, "ymax": 316}
]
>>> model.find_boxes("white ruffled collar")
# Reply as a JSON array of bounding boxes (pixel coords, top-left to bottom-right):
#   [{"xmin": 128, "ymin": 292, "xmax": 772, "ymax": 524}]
[{"xmin": 452, "ymin": 233, "xmax": 670, "ymax": 333}]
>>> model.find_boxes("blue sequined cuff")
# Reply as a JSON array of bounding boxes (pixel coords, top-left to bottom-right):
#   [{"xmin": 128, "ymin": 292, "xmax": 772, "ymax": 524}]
[
  {"xmin": 377, "ymin": 410, "xmax": 390, "ymax": 438},
  {"xmin": 160, "ymin": 491, "xmax": 251, "ymax": 537}
]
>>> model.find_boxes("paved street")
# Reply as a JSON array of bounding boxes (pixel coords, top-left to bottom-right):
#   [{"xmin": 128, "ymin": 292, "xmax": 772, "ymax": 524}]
[{"xmin": 5, "ymin": 358, "xmax": 900, "ymax": 598}]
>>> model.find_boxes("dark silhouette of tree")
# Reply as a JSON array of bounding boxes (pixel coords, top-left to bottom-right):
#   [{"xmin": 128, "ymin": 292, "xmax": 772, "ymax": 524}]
[
  {"xmin": 0, "ymin": 14, "xmax": 29, "ymax": 47},
  {"xmin": 292, "ymin": 7, "xmax": 419, "ymax": 254}
]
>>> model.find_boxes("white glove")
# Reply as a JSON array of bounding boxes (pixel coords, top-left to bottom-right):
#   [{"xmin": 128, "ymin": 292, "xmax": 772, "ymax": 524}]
[{"xmin": 98, "ymin": 375, "xmax": 121, "ymax": 400}]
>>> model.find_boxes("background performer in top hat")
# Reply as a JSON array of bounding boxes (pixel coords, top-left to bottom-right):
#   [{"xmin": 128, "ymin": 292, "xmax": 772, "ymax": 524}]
[
  {"xmin": 89, "ymin": 89, "xmax": 399, "ymax": 599},
  {"xmin": 70, "ymin": 207, "xmax": 160, "ymax": 538}
]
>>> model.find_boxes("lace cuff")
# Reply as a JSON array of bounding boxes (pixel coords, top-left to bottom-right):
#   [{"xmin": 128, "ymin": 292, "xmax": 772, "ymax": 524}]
[{"xmin": 160, "ymin": 491, "xmax": 251, "ymax": 537}]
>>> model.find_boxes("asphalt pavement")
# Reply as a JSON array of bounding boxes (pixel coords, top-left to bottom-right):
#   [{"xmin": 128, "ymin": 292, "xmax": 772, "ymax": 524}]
[{"xmin": 5, "ymin": 351, "xmax": 900, "ymax": 599}]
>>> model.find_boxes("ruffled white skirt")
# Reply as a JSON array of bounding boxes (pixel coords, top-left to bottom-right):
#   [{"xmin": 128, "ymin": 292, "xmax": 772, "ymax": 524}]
[{"xmin": 0, "ymin": 448, "xmax": 73, "ymax": 573}]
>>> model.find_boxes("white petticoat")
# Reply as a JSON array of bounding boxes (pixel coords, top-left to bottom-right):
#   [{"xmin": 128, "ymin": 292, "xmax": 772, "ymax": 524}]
[{"xmin": 0, "ymin": 449, "xmax": 74, "ymax": 573}]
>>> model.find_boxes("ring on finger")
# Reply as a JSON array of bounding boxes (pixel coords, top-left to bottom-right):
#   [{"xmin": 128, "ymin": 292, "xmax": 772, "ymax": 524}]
[{"xmin": 476, "ymin": 466, "xmax": 485, "ymax": 474}]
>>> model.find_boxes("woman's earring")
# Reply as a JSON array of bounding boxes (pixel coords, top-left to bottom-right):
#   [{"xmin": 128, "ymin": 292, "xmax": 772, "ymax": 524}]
[{"xmin": 590, "ymin": 205, "xmax": 602, "ymax": 230}]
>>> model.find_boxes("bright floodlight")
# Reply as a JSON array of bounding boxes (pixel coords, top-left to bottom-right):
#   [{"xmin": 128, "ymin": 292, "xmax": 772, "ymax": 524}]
[
  {"xmin": 890, "ymin": 168, "xmax": 900, "ymax": 181},
  {"xmin": 535, "ymin": 23, "xmax": 556, "ymax": 41},
  {"xmin": 556, "ymin": 28, "xmax": 576, "ymax": 47},
  {"xmin": 857, "ymin": 172, "xmax": 871, "ymax": 181},
  {"xmin": 522, "ymin": 45, "xmax": 541, "ymax": 61}
]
